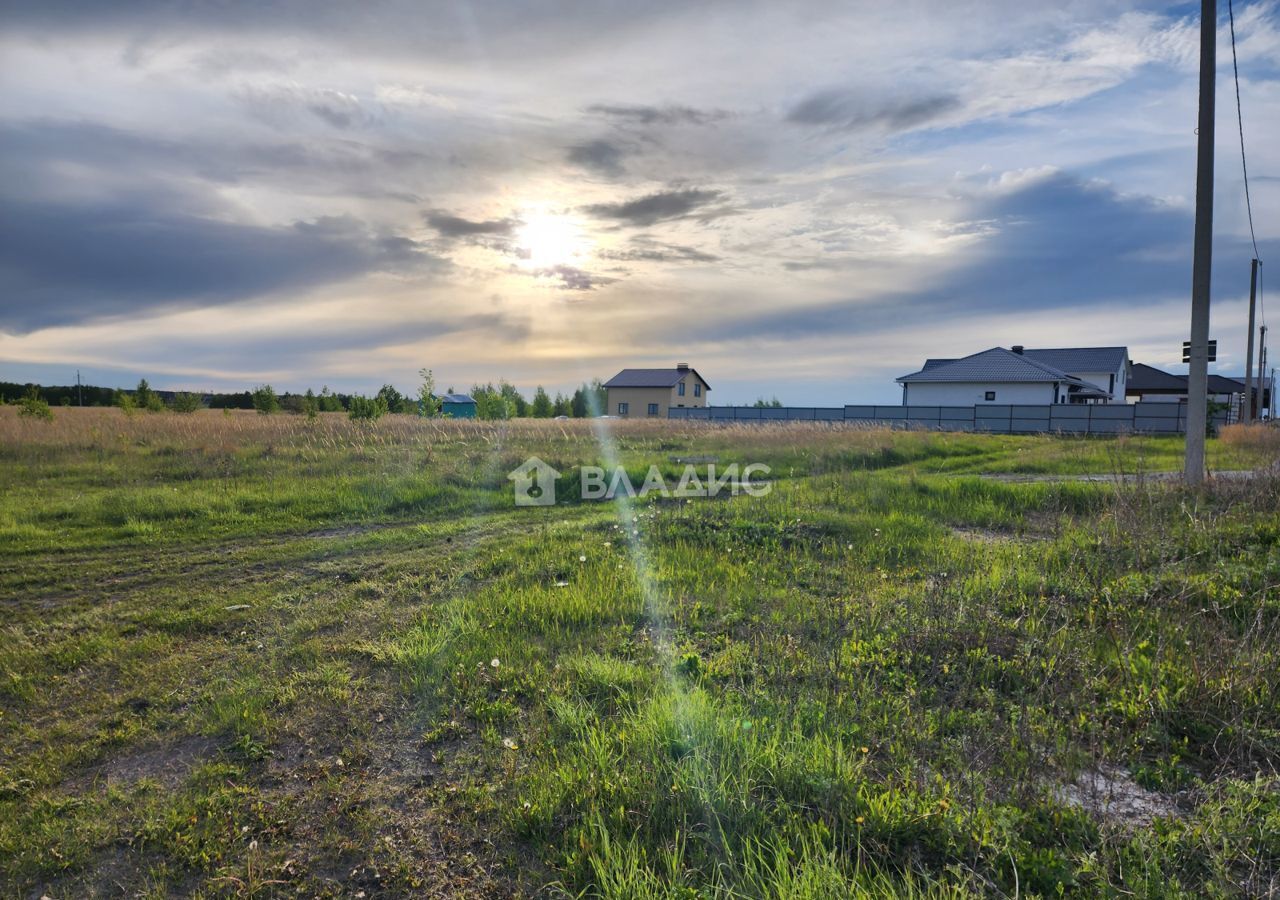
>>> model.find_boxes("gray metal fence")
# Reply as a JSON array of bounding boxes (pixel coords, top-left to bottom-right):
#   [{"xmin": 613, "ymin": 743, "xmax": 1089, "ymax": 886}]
[{"xmin": 668, "ymin": 403, "xmax": 1229, "ymax": 434}]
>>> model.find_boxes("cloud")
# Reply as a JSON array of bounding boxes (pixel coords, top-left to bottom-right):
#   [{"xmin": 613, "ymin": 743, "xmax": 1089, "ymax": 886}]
[
  {"xmin": 531, "ymin": 265, "xmax": 611, "ymax": 291},
  {"xmin": 582, "ymin": 188, "xmax": 726, "ymax": 227},
  {"xmin": 598, "ymin": 236, "xmax": 717, "ymax": 263},
  {"xmin": 709, "ymin": 170, "xmax": 1214, "ymax": 342},
  {"xmin": 238, "ymin": 83, "xmax": 378, "ymax": 130},
  {"xmin": 787, "ymin": 90, "xmax": 960, "ymax": 132},
  {"xmin": 424, "ymin": 210, "xmax": 518, "ymax": 239},
  {"xmin": 567, "ymin": 139, "xmax": 627, "ymax": 176},
  {"xmin": 586, "ymin": 103, "xmax": 729, "ymax": 126},
  {"xmin": 0, "ymin": 202, "xmax": 441, "ymax": 332}
]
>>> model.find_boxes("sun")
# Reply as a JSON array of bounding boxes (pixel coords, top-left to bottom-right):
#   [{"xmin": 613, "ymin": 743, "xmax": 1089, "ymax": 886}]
[{"xmin": 515, "ymin": 209, "xmax": 591, "ymax": 268}]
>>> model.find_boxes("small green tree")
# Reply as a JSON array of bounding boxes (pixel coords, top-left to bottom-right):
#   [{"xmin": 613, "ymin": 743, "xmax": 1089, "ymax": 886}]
[
  {"xmin": 377, "ymin": 384, "xmax": 408, "ymax": 413},
  {"xmin": 417, "ymin": 368, "xmax": 442, "ymax": 417},
  {"xmin": 18, "ymin": 385, "xmax": 53, "ymax": 421},
  {"xmin": 252, "ymin": 384, "xmax": 280, "ymax": 415},
  {"xmin": 115, "ymin": 389, "xmax": 137, "ymax": 416},
  {"xmin": 752, "ymin": 396, "xmax": 783, "ymax": 408},
  {"xmin": 135, "ymin": 379, "xmax": 155, "ymax": 410},
  {"xmin": 499, "ymin": 380, "xmax": 527, "ymax": 417},
  {"xmin": 552, "ymin": 392, "xmax": 571, "ymax": 417},
  {"xmin": 171, "ymin": 392, "xmax": 203, "ymax": 413},
  {"xmin": 471, "ymin": 383, "xmax": 508, "ymax": 420},
  {"xmin": 302, "ymin": 388, "xmax": 319, "ymax": 419},
  {"xmin": 348, "ymin": 394, "xmax": 388, "ymax": 420},
  {"xmin": 319, "ymin": 386, "xmax": 344, "ymax": 412},
  {"xmin": 531, "ymin": 385, "xmax": 553, "ymax": 418}
]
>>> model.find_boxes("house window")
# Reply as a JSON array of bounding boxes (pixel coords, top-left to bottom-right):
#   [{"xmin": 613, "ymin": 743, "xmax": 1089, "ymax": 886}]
[
  {"xmin": 694, "ymin": 383, "xmax": 702, "ymax": 397},
  {"xmin": 677, "ymin": 382, "xmax": 685, "ymax": 396},
  {"xmin": 647, "ymin": 403, "xmax": 659, "ymax": 416},
  {"xmin": 984, "ymin": 391, "xmax": 996, "ymax": 401},
  {"xmin": 617, "ymin": 402, "xmax": 629, "ymax": 415}
]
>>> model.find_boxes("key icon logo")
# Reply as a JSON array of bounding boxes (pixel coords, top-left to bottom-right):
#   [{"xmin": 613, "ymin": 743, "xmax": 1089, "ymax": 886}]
[{"xmin": 508, "ymin": 457, "xmax": 559, "ymax": 507}]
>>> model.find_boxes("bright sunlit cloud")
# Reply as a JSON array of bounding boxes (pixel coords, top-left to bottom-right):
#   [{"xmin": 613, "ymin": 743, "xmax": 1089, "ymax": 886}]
[{"xmin": 514, "ymin": 209, "xmax": 593, "ymax": 269}]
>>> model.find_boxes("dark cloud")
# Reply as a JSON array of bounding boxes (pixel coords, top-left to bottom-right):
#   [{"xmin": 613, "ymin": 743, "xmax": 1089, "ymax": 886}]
[
  {"xmin": 781, "ymin": 259, "xmax": 847, "ymax": 272},
  {"xmin": 582, "ymin": 188, "xmax": 725, "ymax": 227},
  {"xmin": 598, "ymin": 236, "xmax": 718, "ymax": 263},
  {"xmin": 586, "ymin": 103, "xmax": 729, "ymax": 126},
  {"xmin": 567, "ymin": 139, "xmax": 627, "ymax": 176},
  {"xmin": 531, "ymin": 265, "xmax": 612, "ymax": 291},
  {"xmin": 787, "ymin": 90, "xmax": 960, "ymax": 132},
  {"xmin": 0, "ymin": 120, "xmax": 433, "ymax": 204},
  {"xmin": 424, "ymin": 210, "xmax": 519, "ymax": 239},
  {"xmin": 0, "ymin": 202, "xmax": 441, "ymax": 332}
]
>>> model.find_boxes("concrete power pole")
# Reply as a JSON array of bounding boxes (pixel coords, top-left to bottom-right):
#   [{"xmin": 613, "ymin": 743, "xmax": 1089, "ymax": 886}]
[
  {"xmin": 1243, "ymin": 260, "xmax": 1259, "ymax": 422},
  {"xmin": 1185, "ymin": 0, "xmax": 1216, "ymax": 486},
  {"xmin": 1259, "ymin": 326, "xmax": 1269, "ymax": 418}
]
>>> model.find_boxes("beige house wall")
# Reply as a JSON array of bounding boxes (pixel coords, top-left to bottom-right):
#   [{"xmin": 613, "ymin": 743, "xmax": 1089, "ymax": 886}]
[{"xmin": 607, "ymin": 373, "xmax": 708, "ymax": 417}]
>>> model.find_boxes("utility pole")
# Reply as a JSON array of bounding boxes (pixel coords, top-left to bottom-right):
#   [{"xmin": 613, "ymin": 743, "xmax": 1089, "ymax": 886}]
[
  {"xmin": 76, "ymin": 369, "xmax": 83, "ymax": 407},
  {"xmin": 1185, "ymin": 0, "xmax": 1216, "ymax": 486},
  {"xmin": 1259, "ymin": 326, "xmax": 1269, "ymax": 418},
  {"xmin": 1243, "ymin": 261, "xmax": 1259, "ymax": 421}
]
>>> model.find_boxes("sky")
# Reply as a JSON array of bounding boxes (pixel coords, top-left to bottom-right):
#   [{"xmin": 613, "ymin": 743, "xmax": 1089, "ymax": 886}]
[{"xmin": 1, "ymin": 0, "xmax": 1278, "ymax": 405}]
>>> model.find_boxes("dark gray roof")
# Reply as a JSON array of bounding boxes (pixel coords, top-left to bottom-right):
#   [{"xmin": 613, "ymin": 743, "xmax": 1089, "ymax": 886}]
[
  {"xmin": 1127, "ymin": 363, "xmax": 1185, "ymax": 391},
  {"xmin": 605, "ymin": 368, "xmax": 710, "ymax": 389},
  {"xmin": 1022, "ymin": 347, "xmax": 1128, "ymax": 373},
  {"xmin": 1127, "ymin": 364, "xmax": 1248, "ymax": 394},
  {"xmin": 440, "ymin": 393, "xmax": 475, "ymax": 404},
  {"xmin": 922, "ymin": 358, "xmax": 957, "ymax": 371},
  {"xmin": 898, "ymin": 347, "xmax": 1098, "ymax": 386}
]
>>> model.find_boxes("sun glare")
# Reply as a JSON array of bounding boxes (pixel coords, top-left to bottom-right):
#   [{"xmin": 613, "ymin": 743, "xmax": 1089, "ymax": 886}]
[{"xmin": 515, "ymin": 209, "xmax": 591, "ymax": 268}]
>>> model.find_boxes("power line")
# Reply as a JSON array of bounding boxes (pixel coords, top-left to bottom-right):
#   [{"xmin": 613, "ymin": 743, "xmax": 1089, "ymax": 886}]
[{"xmin": 1228, "ymin": 0, "xmax": 1261, "ymax": 261}]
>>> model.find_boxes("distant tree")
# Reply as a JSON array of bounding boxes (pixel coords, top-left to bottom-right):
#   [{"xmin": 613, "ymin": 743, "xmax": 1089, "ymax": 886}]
[
  {"xmin": 471, "ymin": 383, "xmax": 509, "ymax": 420},
  {"xmin": 18, "ymin": 384, "xmax": 53, "ymax": 421},
  {"xmin": 134, "ymin": 379, "xmax": 155, "ymax": 409},
  {"xmin": 499, "ymin": 380, "xmax": 528, "ymax": 417},
  {"xmin": 319, "ymin": 386, "xmax": 344, "ymax": 412},
  {"xmin": 171, "ymin": 392, "xmax": 203, "ymax": 413},
  {"xmin": 348, "ymin": 394, "xmax": 388, "ymax": 420},
  {"xmin": 302, "ymin": 388, "xmax": 319, "ymax": 420},
  {"xmin": 531, "ymin": 386, "xmax": 553, "ymax": 418},
  {"xmin": 552, "ymin": 392, "xmax": 571, "ymax": 417},
  {"xmin": 571, "ymin": 379, "xmax": 607, "ymax": 417},
  {"xmin": 377, "ymin": 384, "xmax": 410, "ymax": 414},
  {"xmin": 115, "ymin": 389, "xmax": 137, "ymax": 416},
  {"xmin": 753, "ymin": 396, "xmax": 783, "ymax": 408},
  {"xmin": 417, "ymin": 369, "xmax": 442, "ymax": 417},
  {"xmin": 252, "ymin": 384, "xmax": 280, "ymax": 415}
]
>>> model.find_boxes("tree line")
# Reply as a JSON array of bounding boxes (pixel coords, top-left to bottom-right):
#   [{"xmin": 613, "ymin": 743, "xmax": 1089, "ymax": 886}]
[{"xmin": 3, "ymin": 374, "xmax": 610, "ymax": 421}]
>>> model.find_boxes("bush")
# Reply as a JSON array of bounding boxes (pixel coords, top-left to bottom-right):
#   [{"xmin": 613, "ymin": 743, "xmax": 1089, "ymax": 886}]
[
  {"xmin": 171, "ymin": 392, "xmax": 203, "ymax": 414},
  {"xmin": 18, "ymin": 385, "xmax": 53, "ymax": 421},
  {"xmin": 115, "ymin": 390, "xmax": 137, "ymax": 416},
  {"xmin": 348, "ymin": 394, "xmax": 389, "ymax": 421},
  {"xmin": 251, "ymin": 384, "xmax": 280, "ymax": 415}
]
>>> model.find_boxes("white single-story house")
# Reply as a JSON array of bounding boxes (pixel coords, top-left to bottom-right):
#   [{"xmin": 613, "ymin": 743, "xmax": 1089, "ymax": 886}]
[{"xmin": 897, "ymin": 346, "xmax": 1120, "ymax": 406}]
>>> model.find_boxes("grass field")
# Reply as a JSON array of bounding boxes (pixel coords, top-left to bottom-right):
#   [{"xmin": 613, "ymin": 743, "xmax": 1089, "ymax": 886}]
[{"xmin": 2, "ymin": 408, "xmax": 1278, "ymax": 898}]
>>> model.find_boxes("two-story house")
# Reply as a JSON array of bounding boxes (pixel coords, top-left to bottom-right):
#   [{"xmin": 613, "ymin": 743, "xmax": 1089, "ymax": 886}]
[{"xmin": 604, "ymin": 364, "xmax": 710, "ymax": 418}]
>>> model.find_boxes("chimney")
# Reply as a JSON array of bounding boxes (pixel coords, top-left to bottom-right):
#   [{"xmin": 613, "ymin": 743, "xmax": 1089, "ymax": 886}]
[
  {"xmin": 676, "ymin": 362, "xmax": 689, "ymax": 371},
  {"xmin": 1011, "ymin": 345, "xmax": 1024, "ymax": 355}
]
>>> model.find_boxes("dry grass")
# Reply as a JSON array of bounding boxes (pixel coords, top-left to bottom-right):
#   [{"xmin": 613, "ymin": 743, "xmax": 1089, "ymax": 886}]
[{"xmin": 1220, "ymin": 422, "xmax": 1280, "ymax": 457}]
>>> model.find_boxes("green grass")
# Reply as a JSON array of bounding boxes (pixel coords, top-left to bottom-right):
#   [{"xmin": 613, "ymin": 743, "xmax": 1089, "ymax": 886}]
[{"xmin": 1, "ymin": 409, "xmax": 1277, "ymax": 897}]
